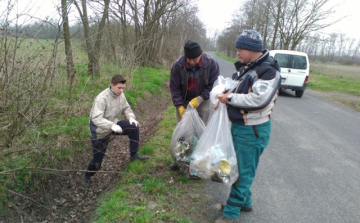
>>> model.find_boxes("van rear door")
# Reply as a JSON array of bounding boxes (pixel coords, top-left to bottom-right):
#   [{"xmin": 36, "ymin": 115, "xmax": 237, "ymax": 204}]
[{"xmin": 273, "ymin": 53, "xmax": 308, "ymax": 88}]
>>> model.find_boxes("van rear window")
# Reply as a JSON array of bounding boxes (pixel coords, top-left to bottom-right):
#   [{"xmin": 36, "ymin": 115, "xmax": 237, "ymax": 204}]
[{"xmin": 274, "ymin": 54, "xmax": 307, "ymax": 70}]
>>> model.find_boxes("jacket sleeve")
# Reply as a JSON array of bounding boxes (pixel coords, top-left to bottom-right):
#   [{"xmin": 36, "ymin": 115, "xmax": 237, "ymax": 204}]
[
  {"xmin": 170, "ymin": 63, "xmax": 184, "ymax": 108},
  {"xmin": 228, "ymin": 69, "xmax": 280, "ymax": 111},
  {"xmin": 200, "ymin": 60, "xmax": 220, "ymax": 100},
  {"xmin": 91, "ymin": 96, "xmax": 115, "ymax": 130}
]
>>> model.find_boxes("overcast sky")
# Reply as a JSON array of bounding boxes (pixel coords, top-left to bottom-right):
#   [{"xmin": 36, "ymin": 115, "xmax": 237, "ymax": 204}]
[
  {"xmin": 2, "ymin": 0, "xmax": 359, "ymax": 40},
  {"xmin": 196, "ymin": 0, "xmax": 360, "ymax": 39}
]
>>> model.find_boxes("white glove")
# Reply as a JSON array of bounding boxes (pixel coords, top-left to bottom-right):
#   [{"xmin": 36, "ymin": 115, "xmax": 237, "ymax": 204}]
[
  {"xmin": 111, "ymin": 124, "xmax": 122, "ymax": 133},
  {"xmin": 129, "ymin": 118, "xmax": 139, "ymax": 127}
]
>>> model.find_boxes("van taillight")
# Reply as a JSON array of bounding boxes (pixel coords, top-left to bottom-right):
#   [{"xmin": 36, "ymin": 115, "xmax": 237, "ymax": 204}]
[{"xmin": 304, "ymin": 76, "xmax": 309, "ymax": 83}]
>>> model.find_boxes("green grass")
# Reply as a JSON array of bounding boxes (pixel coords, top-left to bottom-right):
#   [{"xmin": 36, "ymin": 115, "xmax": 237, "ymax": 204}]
[
  {"xmin": 93, "ymin": 105, "xmax": 205, "ymax": 223},
  {"xmin": 309, "ymin": 63, "xmax": 360, "ymax": 96},
  {"xmin": 308, "ymin": 74, "xmax": 360, "ymax": 96},
  {"xmin": 215, "ymin": 52, "xmax": 237, "ymax": 63},
  {"xmin": 1, "ymin": 37, "xmax": 87, "ymax": 65},
  {"xmin": 0, "ymin": 61, "xmax": 171, "ymax": 199}
]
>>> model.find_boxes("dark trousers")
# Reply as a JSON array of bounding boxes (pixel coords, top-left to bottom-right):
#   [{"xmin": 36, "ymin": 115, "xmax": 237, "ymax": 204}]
[{"xmin": 85, "ymin": 120, "xmax": 139, "ymax": 177}]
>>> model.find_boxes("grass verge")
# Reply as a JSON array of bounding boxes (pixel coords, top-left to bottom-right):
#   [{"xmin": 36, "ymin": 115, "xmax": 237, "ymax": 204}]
[
  {"xmin": 215, "ymin": 52, "xmax": 237, "ymax": 63},
  {"xmin": 93, "ymin": 105, "xmax": 209, "ymax": 223},
  {"xmin": 308, "ymin": 70, "xmax": 360, "ymax": 96},
  {"xmin": 309, "ymin": 63, "xmax": 360, "ymax": 112},
  {"xmin": 0, "ymin": 65, "xmax": 170, "ymax": 204}
]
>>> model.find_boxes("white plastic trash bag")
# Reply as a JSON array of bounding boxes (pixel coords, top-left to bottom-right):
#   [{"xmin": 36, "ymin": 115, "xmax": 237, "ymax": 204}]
[
  {"xmin": 208, "ymin": 75, "xmax": 239, "ymax": 119},
  {"xmin": 169, "ymin": 106, "xmax": 205, "ymax": 164},
  {"xmin": 189, "ymin": 76, "xmax": 239, "ymax": 184},
  {"xmin": 210, "ymin": 75, "xmax": 239, "ymax": 105}
]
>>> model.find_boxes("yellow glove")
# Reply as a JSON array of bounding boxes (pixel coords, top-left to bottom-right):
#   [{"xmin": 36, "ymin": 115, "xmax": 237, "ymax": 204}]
[
  {"xmin": 178, "ymin": 106, "xmax": 185, "ymax": 117},
  {"xmin": 189, "ymin": 96, "xmax": 204, "ymax": 108}
]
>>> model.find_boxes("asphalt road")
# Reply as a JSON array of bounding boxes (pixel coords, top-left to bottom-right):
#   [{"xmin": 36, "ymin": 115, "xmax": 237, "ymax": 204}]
[{"xmin": 205, "ymin": 52, "xmax": 360, "ymax": 223}]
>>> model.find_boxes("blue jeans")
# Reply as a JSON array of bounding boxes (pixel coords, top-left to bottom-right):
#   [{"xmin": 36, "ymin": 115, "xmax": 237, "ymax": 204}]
[
  {"xmin": 85, "ymin": 120, "xmax": 139, "ymax": 177},
  {"xmin": 223, "ymin": 121, "xmax": 271, "ymax": 219}
]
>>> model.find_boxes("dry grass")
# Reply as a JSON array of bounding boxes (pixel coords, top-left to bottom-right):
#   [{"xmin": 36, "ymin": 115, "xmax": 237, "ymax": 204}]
[{"xmin": 310, "ymin": 62, "xmax": 360, "ymax": 79}]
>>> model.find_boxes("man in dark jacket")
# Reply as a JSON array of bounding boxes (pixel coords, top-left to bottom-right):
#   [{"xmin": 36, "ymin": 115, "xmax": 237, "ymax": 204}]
[
  {"xmin": 169, "ymin": 40, "xmax": 220, "ymax": 171},
  {"xmin": 214, "ymin": 30, "xmax": 281, "ymax": 223}
]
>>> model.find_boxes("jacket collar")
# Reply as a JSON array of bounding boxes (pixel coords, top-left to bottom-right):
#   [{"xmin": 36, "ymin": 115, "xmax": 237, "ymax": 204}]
[{"xmin": 108, "ymin": 86, "xmax": 119, "ymax": 98}]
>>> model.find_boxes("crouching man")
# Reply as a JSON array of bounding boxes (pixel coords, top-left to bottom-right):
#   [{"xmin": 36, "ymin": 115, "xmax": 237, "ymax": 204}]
[{"xmin": 83, "ymin": 74, "xmax": 149, "ymax": 186}]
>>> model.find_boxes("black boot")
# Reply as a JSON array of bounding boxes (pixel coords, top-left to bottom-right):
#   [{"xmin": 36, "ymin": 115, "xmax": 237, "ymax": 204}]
[
  {"xmin": 169, "ymin": 162, "xmax": 179, "ymax": 170},
  {"xmin": 82, "ymin": 175, "xmax": 91, "ymax": 187},
  {"xmin": 130, "ymin": 154, "xmax": 149, "ymax": 162}
]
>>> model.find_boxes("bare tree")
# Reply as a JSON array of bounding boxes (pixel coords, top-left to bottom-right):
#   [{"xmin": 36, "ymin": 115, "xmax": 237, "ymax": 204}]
[
  {"xmin": 277, "ymin": 0, "xmax": 339, "ymax": 50},
  {"xmin": 327, "ymin": 33, "xmax": 337, "ymax": 62},
  {"xmin": 337, "ymin": 33, "xmax": 346, "ymax": 58},
  {"xmin": 73, "ymin": 0, "xmax": 110, "ymax": 76},
  {"xmin": 126, "ymin": 0, "xmax": 187, "ymax": 65},
  {"xmin": 346, "ymin": 38, "xmax": 355, "ymax": 58},
  {"xmin": 61, "ymin": 0, "xmax": 76, "ymax": 111},
  {"xmin": 0, "ymin": 1, "xmax": 63, "ymax": 148},
  {"xmin": 270, "ymin": 0, "xmax": 285, "ymax": 49}
]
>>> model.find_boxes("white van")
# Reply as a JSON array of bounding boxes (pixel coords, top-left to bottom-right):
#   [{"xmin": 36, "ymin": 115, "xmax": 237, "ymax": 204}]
[{"xmin": 269, "ymin": 50, "xmax": 309, "ymax": 98}]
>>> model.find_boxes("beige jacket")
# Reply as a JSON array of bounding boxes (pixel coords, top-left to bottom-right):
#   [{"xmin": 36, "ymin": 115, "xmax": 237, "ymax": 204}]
[{"xmin": 89, "ymin": 87, "xmax": 135, "ymax": 139}]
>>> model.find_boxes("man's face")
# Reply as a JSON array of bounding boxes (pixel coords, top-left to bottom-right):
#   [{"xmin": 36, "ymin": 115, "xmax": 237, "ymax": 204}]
[
  {"xmin": 110, "ymin": 82, "xmax": 125, "ymax": 96},
  {"xmin": 236, "ymin": 48, "xmax": 253, "ymax": 64},
  {"xmin": 186, "ymin": 55, "xmax": 202, "ymax": 67}
]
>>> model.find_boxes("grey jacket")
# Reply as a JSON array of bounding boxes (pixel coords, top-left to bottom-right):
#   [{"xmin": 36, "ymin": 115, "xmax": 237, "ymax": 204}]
[{"xmin": 227, "ymin": 50, "xmax": 281, "ymax": 126}]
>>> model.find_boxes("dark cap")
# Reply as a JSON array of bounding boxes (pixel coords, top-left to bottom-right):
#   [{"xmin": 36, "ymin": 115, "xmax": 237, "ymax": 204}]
[
  {"xmin": 235, "ymin": 30, "xmax": 263, "ymax": 52},
  {"xmin": 184, "ymin": 40, "xmax": 203, "ymax": 59}
]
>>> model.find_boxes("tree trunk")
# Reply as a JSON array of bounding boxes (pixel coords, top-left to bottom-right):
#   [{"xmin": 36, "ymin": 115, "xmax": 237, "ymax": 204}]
[
  {"xmin": 74, "ymin": 0, "xmax": 110, "ymax": 76},
  {"xmin": 61, "ymin": 0, "xmax": 76, "ymax": 111},
  {"xmin": 271, "ymin": 0, "xmax": 282, "ymax": 50}
]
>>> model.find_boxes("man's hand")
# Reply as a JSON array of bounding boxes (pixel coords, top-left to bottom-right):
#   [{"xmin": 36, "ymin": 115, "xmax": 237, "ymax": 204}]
[
  {"xmin": 178, "ymin": 106, "xmax": 185, "ymax": 117},
  {"xmin": 214, "ymin": 93, "xmax": 230, "ymax": 110},
  {"xmin": 214, "ymin": 99, "xmax": 220, "ymax": 110},
  {"xmin": 129, "ymin": 118, "xmax": 139, "ymax": 127},
  {"xmin": 111, "ymin": 124, "xmax": 123, "ymax": 133},
  {"xmin": 188, "ymin": 96, "xmax": 204, "ymax": 108},
  {"xmin": 217, "ymin": 93, "xmax": 230, "ymax": 104}
]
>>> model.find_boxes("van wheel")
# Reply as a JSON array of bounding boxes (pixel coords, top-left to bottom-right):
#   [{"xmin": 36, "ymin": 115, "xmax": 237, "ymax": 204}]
[{"xmin": 295, "ymin": 90, "xmax": 304, "ymax": 98}]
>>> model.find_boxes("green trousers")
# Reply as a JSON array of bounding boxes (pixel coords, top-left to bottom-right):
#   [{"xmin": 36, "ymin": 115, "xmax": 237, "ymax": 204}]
[{"xmin": 223, "ymin": 120, "xmax": 271, "ymax": 219}]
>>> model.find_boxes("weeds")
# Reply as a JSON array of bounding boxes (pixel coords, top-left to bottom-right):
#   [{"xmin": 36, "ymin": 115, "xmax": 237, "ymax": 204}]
[
  {"xmin": 0, "ymin": 61, "xmax": 171, "ymax": 212},
  {"xmin": 93, "ymin": 105, "xmax": 209, "ymax": 223}
]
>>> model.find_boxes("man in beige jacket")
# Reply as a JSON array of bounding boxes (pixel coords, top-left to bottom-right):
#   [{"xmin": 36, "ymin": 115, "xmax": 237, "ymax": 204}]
[{"xmin": 83, "ymin": 74, "xmax": 148, "ymax": 186}]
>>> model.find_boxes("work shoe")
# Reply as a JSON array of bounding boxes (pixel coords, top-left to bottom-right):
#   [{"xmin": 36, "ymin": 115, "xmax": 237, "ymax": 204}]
[
  {"xmin": 221, "ymin": 203, "xmax": 253, "ymax": 212},
  {"xmin": 214, "ymin": 216, "xmax": 235, "ymax": 223},
  {"xmin": 169, "ymin": 162, "xmax": 180, "ymax": 171},
  {"xmin": 189, "ymin": 175, "xmax": 201, "ymax": 180},
  {"xmin": 130, "ymin": 154, "xmax": 149, "ymax": 162},
  {"xmin": 82, "ymin": 175, "xmax": 91, "ymax": 187}
]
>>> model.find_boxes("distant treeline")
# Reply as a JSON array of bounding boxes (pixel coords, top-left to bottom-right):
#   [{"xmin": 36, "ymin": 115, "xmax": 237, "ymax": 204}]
[
  {"xmin": 2, "ymin": 20, "xmax": 83, "ymax": 40},
  {"xmin": 216, "ymin": 0, "xmax": 360, "ymax": 66}
]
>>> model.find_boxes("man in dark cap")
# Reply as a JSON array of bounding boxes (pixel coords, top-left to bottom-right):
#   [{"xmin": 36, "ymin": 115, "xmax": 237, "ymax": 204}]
[
  {"xmin": 214, "ymin": 30, "xmax": 281, "ymax": 223},
  {"xmin": 169, "ymin": 40, "xmax": 220, "ymax": 171},
  {"xmin": 83, "ymin": 74, "xmax": 149, "ymax": 186}
]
